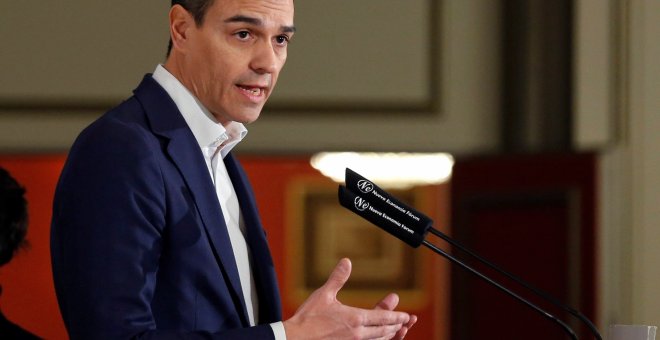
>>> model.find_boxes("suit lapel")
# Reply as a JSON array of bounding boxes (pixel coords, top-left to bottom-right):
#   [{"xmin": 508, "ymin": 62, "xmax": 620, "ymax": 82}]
[
  {"xmin": 224, "ymin": 154, "xmax": 282, "ymax": 323},
  {"xmin": 133, "ymin": 75, "xmax": 251, "ymax": 326}
]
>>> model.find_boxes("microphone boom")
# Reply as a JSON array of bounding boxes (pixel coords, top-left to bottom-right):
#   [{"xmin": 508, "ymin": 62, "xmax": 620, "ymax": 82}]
[{"xmin": 338, "ymin": 168, "xmax": 601, "ymax": 339}]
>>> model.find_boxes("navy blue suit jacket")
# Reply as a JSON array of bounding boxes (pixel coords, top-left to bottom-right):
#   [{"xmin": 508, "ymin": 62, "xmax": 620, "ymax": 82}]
[{"xmin": 51, "ymin": 75, "xmax": 281, "ymax": 339}]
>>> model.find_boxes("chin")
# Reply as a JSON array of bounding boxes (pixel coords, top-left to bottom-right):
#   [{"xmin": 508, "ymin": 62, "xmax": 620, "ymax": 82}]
[
  {"xmin": 242, "ymin": 114, "xmax": 261, "ymax": 124},
  {"xmin": 214, "ymin": 106, "xmax": 262, "ymax": 125},
  {"xmin": 239, "ymin": 108, "xmax": 263, "ymax": 124}
]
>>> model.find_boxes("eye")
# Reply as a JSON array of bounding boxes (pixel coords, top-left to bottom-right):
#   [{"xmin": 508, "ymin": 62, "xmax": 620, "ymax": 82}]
[
  {"xmin": 275, "ymin": 35, "xmax": 290, "ymax": 46},
  {"xmin": 235, "ymin": 30, "xmax": 251, "ymax": 41}
]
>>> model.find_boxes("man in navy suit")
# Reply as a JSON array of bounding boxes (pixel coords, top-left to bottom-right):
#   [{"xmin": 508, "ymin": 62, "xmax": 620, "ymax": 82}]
[{"xmin": 51, "ymin": 0, "xmax": 416, "ymax": 339}]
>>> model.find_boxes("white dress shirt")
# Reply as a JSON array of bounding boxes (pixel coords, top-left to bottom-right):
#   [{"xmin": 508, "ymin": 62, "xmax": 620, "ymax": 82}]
[{"xmin": 152, "ymin": 65, "xmax": 286, "ymax": 339}]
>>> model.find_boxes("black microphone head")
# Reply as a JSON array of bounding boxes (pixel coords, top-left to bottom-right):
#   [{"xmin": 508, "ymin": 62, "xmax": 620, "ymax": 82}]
[
  {"xmin": 338, "ymin": 185, "xmax": 426, "ymax": 248},
  {"xmin": 344, "ymin": 168, "xmax": 434, "ymax": 232}
]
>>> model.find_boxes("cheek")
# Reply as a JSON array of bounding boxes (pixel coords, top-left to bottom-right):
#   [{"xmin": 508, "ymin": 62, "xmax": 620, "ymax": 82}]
[
  {"xmin": 204, "ymin": 60, "xmax": 231, "ymax": 90},
  {"xmin": 211, "ymin": 55, "xmax": 241, "ymax": 83},
  {"xmin": 272, "ymin": 56, "xmax": 288, "ymax": 83}
]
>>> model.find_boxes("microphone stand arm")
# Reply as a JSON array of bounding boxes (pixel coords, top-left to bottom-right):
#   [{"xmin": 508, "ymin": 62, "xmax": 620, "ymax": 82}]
[
  {"xmin": 422, "ymin": 240, "xmax": 578, "ymax": 340},
  {"xmin": 428, "ymin": 228, "xmax": 601, "ymax": 340}
]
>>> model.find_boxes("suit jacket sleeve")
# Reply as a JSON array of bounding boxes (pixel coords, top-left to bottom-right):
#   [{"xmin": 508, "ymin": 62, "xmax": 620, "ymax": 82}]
[{"xmin": 51, "ymin": 112, "xmax": 275, "ymax": 340}]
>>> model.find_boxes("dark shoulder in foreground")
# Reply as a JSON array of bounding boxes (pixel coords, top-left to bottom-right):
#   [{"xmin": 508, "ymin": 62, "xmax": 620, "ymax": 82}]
[{"xmin": 0, "ymin": 311, "xmax": 41, "ymax": 340}]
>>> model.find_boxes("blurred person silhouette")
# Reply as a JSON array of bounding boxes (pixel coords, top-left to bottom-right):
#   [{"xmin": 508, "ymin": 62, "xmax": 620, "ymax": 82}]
[{"xmin": 0, "ymin": 167, "xmax": 40, "ymax": 339}]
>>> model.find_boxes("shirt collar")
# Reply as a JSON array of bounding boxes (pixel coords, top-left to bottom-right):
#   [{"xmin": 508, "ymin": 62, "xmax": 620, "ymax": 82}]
[{"xmin": 152, "ymin": 64, "xmax": 247, "ymax": 158}]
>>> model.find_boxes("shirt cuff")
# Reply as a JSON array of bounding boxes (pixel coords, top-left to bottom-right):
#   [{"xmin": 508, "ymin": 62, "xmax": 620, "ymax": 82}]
[{"xmin": 270, "ymin": 321, "xmax": 287, "ymax": 340}]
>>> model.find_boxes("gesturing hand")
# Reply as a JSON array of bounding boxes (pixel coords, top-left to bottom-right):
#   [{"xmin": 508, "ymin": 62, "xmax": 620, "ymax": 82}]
[
  {"xmin": 373, "ymin": 293, "xmax": 417, "ymax": 339},
  {"xmin": 283, "ymin": 258, "xmax": 417, "ymax": 340}
]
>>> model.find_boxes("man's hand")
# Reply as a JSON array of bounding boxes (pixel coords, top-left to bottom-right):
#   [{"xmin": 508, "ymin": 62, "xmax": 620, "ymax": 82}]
[
  {"xmin": 373, "ymin": 293, "xmax": 417, "ymax": 339},
  {"xmin": 283, "ymin": 258, "xmax": 417, "ymax": 339}
]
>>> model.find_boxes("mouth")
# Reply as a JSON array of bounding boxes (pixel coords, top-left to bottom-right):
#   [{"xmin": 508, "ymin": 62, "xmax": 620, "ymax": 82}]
[{"xmin": 236, "ymin": 84, "xmax": 267, "ymax": 99}]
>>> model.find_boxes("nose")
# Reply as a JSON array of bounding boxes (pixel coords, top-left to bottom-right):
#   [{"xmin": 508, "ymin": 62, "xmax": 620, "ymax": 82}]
[{"xmin": 250, "ymin": 40, "xmax": 280, "ymax": 75}]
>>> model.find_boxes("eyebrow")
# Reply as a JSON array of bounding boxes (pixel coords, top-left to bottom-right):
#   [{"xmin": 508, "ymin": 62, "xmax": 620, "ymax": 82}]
[{"xmin": 224, "ymin": 15, "xmax": 296, "ymax": 33}]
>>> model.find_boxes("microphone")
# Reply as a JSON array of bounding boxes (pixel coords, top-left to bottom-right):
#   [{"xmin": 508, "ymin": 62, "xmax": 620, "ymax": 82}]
[
  {"xmin": 344, "ymin": 168, "xmax": 600, "ymax": 337},
  {"xmin": 339, "ymin": 168, "xmax": 602, "ymax": 340},
  {"xmin": 344, "ymin": 168, "xmax": 434, "ymax": 236},
  {"xmin": 338, "ymin": 185, "xmax": 427, "ymax": 248}
]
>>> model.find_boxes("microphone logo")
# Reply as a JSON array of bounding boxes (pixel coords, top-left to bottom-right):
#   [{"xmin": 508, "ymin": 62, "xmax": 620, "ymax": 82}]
[
  {"xmin": 357, "ymin": 179, "xmax": 374, "ymax": 194},
  {"xmin": 354, "ymin": 196, "xmax": 370, "ymax": 211}
]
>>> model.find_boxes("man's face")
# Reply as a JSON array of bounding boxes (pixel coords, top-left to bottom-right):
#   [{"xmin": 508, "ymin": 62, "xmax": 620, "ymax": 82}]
[{"xmin": 179, "ymin": 0, "xmax": 295, "ymax": 125}]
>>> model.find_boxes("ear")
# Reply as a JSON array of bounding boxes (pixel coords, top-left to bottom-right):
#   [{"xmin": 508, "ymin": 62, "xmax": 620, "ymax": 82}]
[{"xmin": 169, "ymin": 4, "xmax": 193, "ymax": 54}]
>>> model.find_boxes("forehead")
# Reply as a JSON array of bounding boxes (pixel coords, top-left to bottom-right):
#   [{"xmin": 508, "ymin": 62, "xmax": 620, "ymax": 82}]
[{"xmin": 207, "ymin": 0, "xmax": 294, "ymax": 26}]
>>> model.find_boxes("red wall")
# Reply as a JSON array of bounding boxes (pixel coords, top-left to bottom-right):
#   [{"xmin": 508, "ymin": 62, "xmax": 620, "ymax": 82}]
[{"xmin": 0, "ymin": 155, "xmax": 68, "ymax": 339}]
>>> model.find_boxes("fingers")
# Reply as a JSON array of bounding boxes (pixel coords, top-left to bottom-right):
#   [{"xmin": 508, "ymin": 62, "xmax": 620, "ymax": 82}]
[
  {"xmin": 374, "ymin": 293, "xmax": 399, "ymax": 311},
  {"xmin": 374, "ymin": 293, "xmax": 417, "ymax": 339},
  {"xmin": 355, "ymin": 307, "xmax": 410, "ymax": 327},
  {"xmin": 392, "ymin": 314, "xmax": 418, "ymax": 340},
  {"xmin": 406, "ymin": 314, "xmax": 417, "ymax": 329},
  {"xmin": 321, "ymin": 258, "xmax": 352, "ymax": 297},
  {"xmin": 359, "ymin": 323, "xmax": 403, "ymax": 340},
  {"xmin": 392, "ymin": 326, "xmax": 409, "ymax": 340}
]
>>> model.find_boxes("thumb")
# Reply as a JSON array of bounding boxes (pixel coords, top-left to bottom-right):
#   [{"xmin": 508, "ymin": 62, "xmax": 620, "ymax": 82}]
[{"xmin": 321, "ymin": 258, "xmax": 352, "ymax": 297}]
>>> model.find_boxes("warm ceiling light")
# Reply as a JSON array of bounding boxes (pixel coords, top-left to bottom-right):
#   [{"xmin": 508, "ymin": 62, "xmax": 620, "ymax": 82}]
[{"xmin": 310, "ymin": 152, "xmax": 454, "ymax": 188}]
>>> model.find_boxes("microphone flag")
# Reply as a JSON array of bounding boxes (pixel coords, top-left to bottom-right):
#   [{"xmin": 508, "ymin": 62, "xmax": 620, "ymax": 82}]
[{"xmin": 339, "ymin": 168, "xmax": 432, "ymax": 247}]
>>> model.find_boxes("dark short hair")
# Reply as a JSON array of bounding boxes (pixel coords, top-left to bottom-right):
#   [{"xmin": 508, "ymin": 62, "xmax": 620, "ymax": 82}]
[
  {"xmin": 0, "ymin": 167, "xmax": 28, "ymax": 267},
  {"xmin": 167, "ymin": 0, "xmax": 216, "ymax": 57}
]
